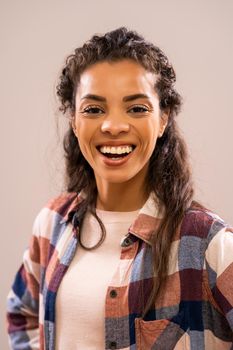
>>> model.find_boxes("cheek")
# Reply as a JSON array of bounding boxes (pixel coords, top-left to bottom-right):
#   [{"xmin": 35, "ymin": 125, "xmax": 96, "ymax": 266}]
[
  {"xmin": 139, "ymin": 120, "xmax": 159, "ymax": 148},
  {"xmin": 75, "ymin": 122, "xmax": 95, "ymax": 156},
  {"xmin": 76, "ymin": 120, "xmax": 89, "ymax": 141}
]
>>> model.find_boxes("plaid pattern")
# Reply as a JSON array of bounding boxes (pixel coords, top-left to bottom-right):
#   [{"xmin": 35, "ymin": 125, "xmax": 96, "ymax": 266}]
[{"xmin": 6, "ymin": 192, "xmax": 233, "ymax": 349}]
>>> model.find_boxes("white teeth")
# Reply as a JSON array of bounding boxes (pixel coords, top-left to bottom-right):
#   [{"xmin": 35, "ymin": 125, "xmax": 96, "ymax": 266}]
[{"xmin": 99, "ymin": 145, "xmax": 134, "ymax": 154}]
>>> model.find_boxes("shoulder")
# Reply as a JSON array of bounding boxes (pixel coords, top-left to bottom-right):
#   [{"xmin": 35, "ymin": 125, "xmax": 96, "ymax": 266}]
[
  {"xmin": 45, "ymin": 191, "xmax": 81, "ymax": 217},
  {"xmin": 180, "ymin": 202, "xmax": 233, "ymax": 277},
  {"xmin": 180, "ymin": 201, "xmax": 232, "ymax": 243},
  {"xmin": 32, "ymin": 191, "xmax": 82, "ymax": 239}
]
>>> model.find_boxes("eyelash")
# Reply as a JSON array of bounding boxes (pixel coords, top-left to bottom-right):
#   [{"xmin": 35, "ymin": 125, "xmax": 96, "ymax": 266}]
[{"xmin": 81, "ymin": 104, "xmax": 150, "ymax": 115}]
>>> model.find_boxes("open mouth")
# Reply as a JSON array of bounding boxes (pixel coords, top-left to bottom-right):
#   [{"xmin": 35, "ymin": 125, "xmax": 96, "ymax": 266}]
[{"xmin": 97, "ymin": 145, "xmax": 136, "ymax": 159}]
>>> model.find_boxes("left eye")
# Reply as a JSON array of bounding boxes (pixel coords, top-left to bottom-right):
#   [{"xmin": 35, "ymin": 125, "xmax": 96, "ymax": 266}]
[{"xmin": 128, "ymin": 106, "xmax": 149, "ymax": 113}]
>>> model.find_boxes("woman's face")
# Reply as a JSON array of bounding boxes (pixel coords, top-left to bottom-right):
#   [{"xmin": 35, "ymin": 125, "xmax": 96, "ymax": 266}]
[{"xmin": 72, "ymin": 59, "xmax": 168, "ymax": 187}]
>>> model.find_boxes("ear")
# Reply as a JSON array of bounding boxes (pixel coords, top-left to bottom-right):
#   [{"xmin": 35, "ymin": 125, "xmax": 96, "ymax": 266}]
[{"xmin": 159, "ymin": 110, "xmax": 169, "ymax": 138}]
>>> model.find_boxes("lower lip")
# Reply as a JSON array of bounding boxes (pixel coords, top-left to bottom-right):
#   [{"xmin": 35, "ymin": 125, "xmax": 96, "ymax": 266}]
[{"xmin": 98, "ymin": 149, "xmax": 135, "ymax": 166}]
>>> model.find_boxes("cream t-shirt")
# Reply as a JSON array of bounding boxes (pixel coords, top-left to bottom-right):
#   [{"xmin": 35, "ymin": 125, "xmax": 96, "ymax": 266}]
[{"xmin": 55, "ymin": 208, "xmax": 139, "ymax": 350}]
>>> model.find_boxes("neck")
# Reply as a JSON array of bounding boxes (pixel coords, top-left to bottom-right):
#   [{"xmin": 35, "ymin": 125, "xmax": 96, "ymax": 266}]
[{"xmin": 96, "ymin": 180, "xmax": 148, "ymax": 212}]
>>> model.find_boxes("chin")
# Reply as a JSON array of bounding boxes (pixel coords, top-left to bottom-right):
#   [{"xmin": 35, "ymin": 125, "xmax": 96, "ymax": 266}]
[{"xmin": 101, "ymin": 173, "xmax": 138, "ymax": 184}]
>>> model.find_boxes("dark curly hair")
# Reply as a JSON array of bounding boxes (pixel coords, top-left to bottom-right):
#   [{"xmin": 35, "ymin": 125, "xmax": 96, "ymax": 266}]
[{"xmin": 56, "ymin": 27, "xmax": 195, "ymax": 317}]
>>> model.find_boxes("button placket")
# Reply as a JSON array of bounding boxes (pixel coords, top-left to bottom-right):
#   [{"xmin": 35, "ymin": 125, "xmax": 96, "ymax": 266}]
[
  {"xmin": 106, "ymin": 234, "xmax": 136, "ymax": 349},
  {"xmin": 106, "ymin": 287, "xmax": 119, "ymax": 349}
]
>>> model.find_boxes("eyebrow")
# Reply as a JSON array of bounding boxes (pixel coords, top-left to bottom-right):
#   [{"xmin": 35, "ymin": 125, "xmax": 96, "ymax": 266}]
[{"xmin": 80, "ymin": 93, "xmax": 150, "ymax": 102}]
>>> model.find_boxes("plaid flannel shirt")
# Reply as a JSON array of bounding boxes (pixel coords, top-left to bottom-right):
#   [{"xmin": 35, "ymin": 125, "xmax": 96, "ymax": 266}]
[{"xmin": 6, "ymin": 192, "xmax": 233, "ymax": 349}]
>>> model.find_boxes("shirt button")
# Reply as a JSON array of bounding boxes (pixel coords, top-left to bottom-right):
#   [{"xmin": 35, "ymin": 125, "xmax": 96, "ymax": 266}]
[
  {"xmin": 120, "ymin": 236, "xmax": 133, "ymax": 247},
  {"xmin": 110, "ymin": 289, "xmax": 117, "ymax": 298},
  {"xmin": 109, "ymin": 341, "xmax": 117, "ymax": 349}
]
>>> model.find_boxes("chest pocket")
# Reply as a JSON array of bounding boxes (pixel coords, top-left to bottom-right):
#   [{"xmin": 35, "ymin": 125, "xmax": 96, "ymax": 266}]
[{"xmin": 135, "ymin": 315, "xmax": 190, "ymax": 350}]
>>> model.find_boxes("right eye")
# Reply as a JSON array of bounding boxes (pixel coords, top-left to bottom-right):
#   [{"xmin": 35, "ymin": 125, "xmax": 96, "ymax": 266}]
[{"xmin": 82, "ymin": 106, "xmax": 104, "ymax": 115}]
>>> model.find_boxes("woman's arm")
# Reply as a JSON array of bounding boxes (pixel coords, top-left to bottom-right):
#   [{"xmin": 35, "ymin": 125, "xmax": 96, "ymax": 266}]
[
  {"xmin": 6, "ymin": 217, "xmax": 41, "ymax": 350},
  {"xmin": 205, "ymin": 223, "xmax": 233, "ymax": 331}
]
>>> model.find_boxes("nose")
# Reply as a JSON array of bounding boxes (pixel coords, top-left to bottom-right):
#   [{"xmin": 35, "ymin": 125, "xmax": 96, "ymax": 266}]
[{"xmin": 100, "ymin": 113, "xmax": 130, "ymax": 136}]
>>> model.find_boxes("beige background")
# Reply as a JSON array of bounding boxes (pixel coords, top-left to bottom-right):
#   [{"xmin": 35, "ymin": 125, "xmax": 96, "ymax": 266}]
[{"xmin": 1, "ymin": 0, "xmax": 232, "ymax": 348}]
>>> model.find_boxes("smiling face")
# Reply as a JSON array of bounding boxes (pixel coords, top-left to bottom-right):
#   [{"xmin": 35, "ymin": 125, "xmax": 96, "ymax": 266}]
[{"xmin": 72, "ymin": 59, "xmax": 168, "ymax": 191}]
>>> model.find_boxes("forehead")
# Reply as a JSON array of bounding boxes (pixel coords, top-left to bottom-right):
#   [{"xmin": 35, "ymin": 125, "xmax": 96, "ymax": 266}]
[{"xmin": 76, "ymin": 59, "xmax": 157, "ymax": 98}]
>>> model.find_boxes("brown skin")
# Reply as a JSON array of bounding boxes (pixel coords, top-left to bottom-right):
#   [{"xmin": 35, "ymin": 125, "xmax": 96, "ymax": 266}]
[{"xmin": 72, "ymin": 59, "xmax": 168, "ymax": 211}]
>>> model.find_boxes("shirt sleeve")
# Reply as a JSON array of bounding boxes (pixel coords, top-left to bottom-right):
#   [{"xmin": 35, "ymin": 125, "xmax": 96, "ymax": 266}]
[
  {"xmin": 205, "ymin": 222, "xmax": 233, "ymax": 331},
  {"xmin": 6, "ymin": 213, "xmax": 42, "ymax": 350}
]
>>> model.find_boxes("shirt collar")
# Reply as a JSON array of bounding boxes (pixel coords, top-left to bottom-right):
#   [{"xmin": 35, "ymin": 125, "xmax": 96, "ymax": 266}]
[
  {"xmin": 129, "ymin": 192, "xmax": 164, "ymax": 245},
  {"xmin": 60, "ymin": 191, "xmax": 164, "ymax": 245}
]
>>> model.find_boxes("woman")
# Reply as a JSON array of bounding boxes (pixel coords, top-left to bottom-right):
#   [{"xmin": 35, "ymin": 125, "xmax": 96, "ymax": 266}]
[{"xmin": 7, "ymin": 27, "xmax": 233, "ymax": 349}]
